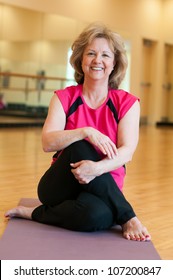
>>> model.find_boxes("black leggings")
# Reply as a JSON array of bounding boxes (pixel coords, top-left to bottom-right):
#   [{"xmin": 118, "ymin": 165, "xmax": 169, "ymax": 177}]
[{"xmin": 32, "ymin": 140, "xmax": 136, "ymax": 231}]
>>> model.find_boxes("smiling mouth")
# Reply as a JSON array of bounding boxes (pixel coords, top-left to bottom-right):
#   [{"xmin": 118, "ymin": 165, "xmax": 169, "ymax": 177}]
[{"xmin": 91, "ymin": 67, "xmax": 103, "ymax": 71}]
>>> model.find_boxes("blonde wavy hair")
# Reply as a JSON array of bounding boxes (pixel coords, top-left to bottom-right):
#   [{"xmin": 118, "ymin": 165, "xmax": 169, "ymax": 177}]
[{"xmin": 70, "ymin": 22, "xmax": 128, "ymax": 89}]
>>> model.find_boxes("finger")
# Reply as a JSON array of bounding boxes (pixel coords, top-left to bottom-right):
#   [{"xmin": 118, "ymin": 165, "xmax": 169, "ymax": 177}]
[
  {"xmin": 70, "ymin": 162, "xmax": 81, "ymax": 168},
  {"xmin": 103, "ymin": 142, "xmax": 116, "ymax": 159},
  {"xmin": 98, "ymin": 142, "xmax": 116, "ymax": 159},
  {"xmin": 97, "ymin": 142, "xmax": 108, "ymax": 156},
  {"xmin": 97, "ymin": 143, "xmax": 112, "ymax": 159},
  {"xmin": 108, "ymin": 140, "xmax": 118, "ymax": 155}
]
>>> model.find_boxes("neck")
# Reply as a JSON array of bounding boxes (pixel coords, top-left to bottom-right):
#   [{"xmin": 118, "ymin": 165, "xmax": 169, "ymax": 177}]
[
  {"xmin": 83, "ymin": 80, "xmax": 108, "ymax": 99},
  {"xmin": 82, "ymin": 81, "xmax": 109, "ymax": 109}
]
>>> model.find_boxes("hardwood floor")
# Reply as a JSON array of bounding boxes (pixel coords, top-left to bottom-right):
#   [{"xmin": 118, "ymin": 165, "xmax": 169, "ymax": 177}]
[{"xmin": 0, "ymin": 124, "xmax": 173, "ymax": 259}]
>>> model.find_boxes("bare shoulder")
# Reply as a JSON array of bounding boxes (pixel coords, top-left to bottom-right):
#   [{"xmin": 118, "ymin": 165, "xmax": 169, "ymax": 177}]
[
  {"xmin": 123, "ymin": 100, "xmax": 140, "ymax": 121},
  {"xmin": 43, "ymin": 94, "xmax": 66, "ymax": 132}
]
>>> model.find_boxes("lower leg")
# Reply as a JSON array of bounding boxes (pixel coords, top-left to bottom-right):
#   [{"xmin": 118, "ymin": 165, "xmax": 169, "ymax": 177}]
[
  {"xmin": 31, "ymin": 192, "xmax": 114, "ymax": 232},
  {"xmin": 82, "ymin": 172, "xmax": 136, "ymax": 225}
]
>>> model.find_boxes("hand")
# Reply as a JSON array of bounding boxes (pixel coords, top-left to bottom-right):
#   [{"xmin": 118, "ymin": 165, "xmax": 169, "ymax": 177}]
[
  {"xmin": 86, "ymin": 127, "xmax": 118, "ymax": 159},
  {"xmin": 70, "ymin": 160, "xmax": 98, "ymax": 184}
]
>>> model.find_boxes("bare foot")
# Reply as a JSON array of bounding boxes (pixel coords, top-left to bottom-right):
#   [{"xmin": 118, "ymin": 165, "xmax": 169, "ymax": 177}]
[
  {"xmin": 4, "ymin": 206, "xmax": 35, "ymax": 220},
  {"xmin": 122, "ymin": 216, "xmax": 151, "ymax": 241}
]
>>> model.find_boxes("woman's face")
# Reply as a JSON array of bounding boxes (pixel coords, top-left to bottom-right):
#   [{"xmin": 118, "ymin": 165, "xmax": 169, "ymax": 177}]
[{"xmin": 82, "ymin": 37, "xmax": 115, "ymax": 83}]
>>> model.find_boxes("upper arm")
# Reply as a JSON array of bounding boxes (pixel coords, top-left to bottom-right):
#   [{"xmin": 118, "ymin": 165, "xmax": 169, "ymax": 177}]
[
  {"xmin": 42, "ymin": 94, "xmax": 66, "ymax": 134},
  {"xmin": 117, "ymin": 100, "xmax": 140, "ymax": 152}
]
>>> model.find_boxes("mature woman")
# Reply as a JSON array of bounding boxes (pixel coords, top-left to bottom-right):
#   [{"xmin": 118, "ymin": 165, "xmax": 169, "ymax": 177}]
[{"xmin": 5, "ymin": 22, "xmax": 151, "ymax": 241}]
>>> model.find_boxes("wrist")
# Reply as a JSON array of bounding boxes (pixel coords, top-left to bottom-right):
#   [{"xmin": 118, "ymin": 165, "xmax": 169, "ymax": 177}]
[
  {"xmin": 94, "ymin": 161, "xmax": 104, "ymax": 177},
  {"xmin": 82, "ymin": 127, "xmax": 89, "ymax": 138}
]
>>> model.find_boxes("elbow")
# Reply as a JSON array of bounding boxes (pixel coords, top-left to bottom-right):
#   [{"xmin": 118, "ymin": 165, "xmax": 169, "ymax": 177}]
[
  {"xmin": 42, "ymin": 143, "xmax": 51, "ymax": 153},
  {"xmin": 42, "ymin": 138, "xmax": 52, "ymax": 153},
  {"xmin": 123, "ymin": 147, "xmax": 135, "ymax": 164},
  {"xmin": 42, "ymin": 145, "xmax": 50, "ymax": 153},
  {"xmin": 127, "ymin": 153, "xmax": 133, "ymax": 163},
  {"xmin": 42, "ymin": 131, "xmax": 54, "ymax": 153}
]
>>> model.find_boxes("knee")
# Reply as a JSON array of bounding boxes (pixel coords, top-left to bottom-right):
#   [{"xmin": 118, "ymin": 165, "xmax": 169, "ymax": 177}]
[
  {"xmin": 65, "ymin": 140, "xmax": 101, "ymax": 161},
  {"xmin": 68, "ymin": 140, "xmax": 91, "ymax": 154}
]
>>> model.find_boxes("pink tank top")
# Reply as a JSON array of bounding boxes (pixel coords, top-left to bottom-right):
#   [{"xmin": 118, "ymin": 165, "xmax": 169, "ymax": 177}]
[{"xmin": 54, "ymin": 84, "xmax": 139, "ymax": 191}]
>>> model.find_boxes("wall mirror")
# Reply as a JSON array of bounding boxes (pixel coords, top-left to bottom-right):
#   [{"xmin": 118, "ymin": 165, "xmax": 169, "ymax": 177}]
[{"xmin": 0, "ymin": 3, "xmax": 87, "ymax": 123}]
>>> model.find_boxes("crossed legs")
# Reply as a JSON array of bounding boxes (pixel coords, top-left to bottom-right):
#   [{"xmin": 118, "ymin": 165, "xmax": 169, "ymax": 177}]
[{"xmin": 5, "ymin": 140, "xmax": 151, "ymax": 241}]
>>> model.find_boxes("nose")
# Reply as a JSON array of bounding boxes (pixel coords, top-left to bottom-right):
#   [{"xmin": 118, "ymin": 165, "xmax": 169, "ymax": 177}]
[{"xmin": 93, "ymin": 53, "xmax": 102, "ymax": 62}]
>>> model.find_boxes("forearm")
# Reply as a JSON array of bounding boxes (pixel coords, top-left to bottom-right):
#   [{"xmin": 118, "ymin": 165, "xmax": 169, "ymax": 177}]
[
  {"xmin": 42, "ymin": 128, "xmax": 87, "ymax": 152},
  {"xmin": 42, "ymin": 126, "xmax": 116, "ymax": 154},
  {"xmin": 95, "ymin": 146, "xmax": 135, "ymax": 176}
]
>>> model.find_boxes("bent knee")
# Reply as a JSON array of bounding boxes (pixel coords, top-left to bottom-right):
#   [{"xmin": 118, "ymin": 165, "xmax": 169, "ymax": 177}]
[{"xmin": 65, "ymin": 140, "xmax": 101, "ymax": 161}]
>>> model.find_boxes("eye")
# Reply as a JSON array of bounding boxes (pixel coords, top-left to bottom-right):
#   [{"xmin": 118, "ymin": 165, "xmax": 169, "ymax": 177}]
[
  {"xmin": 102, "ymin": 53, "xmax": 109, "ymax": 57},
  {"xmin": 87, "ymin": 51, "xmax": 95, "ymax": 56},
  {"xmin": 102, "ymin": 52, "xmax": 112, "ymax": 58}
]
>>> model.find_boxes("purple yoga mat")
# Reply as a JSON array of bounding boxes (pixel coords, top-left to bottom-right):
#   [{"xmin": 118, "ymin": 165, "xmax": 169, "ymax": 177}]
[{"xmin": 0, "ymin": 198, "xmax": 161, "ymax": 260}]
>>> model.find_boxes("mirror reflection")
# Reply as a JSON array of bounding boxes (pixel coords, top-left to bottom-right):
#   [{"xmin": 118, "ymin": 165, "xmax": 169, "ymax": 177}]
[{"xmin": 0, "ymin": 4, "xmax": 88, "ymax": 125}]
